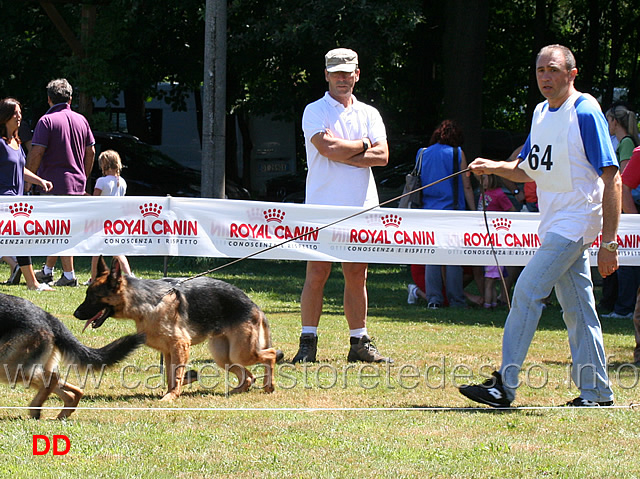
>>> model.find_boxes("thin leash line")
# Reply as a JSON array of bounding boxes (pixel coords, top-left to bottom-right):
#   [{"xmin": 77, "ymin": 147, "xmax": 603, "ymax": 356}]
[
  {"xmin": 479, "ymin": 177, "xmax": 512, "ymax": 310},
  {"xmin": 2, "ymin": 404, "xmax": 638, "ymax": 412},
  {"xmin": 168, "ymin": 167, "xmax": 471, "ymax": 288}
]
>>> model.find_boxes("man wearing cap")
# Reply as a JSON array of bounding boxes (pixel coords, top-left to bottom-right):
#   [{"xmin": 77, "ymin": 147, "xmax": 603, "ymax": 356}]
[{"xmin": 292, "ymin": 48, "xmax": 392, "ymax": 364}]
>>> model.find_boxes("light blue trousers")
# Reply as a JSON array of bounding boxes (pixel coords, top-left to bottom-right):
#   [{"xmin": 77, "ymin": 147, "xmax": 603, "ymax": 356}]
[{"xmin": 499, "ymin": 232, "xmax": 614, "ymax": 403}]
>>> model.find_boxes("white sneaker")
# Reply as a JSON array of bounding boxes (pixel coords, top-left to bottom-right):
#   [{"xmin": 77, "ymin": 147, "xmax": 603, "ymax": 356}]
[
  {"xmin": 30, "ymin": 283, "xmax": 54, "ymax": 292},
  {"xmin": 407, "ymin": 284, "xmax": 419, "ymax": 304}
]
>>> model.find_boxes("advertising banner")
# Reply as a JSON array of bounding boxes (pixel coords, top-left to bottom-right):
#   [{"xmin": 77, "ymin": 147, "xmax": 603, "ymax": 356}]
[{"xmin": 1, "ymin": 196, "xmax": 639, "ymax": 266}]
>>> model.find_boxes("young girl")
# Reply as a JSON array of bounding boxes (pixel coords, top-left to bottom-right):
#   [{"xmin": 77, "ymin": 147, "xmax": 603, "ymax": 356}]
[
  {"xmin": 87, "ymin": 150, "xmax": 133, "ymax": 284},
  {"xmin": 478, "ymin": 174, "xmax": 516, "ymax": 308}
]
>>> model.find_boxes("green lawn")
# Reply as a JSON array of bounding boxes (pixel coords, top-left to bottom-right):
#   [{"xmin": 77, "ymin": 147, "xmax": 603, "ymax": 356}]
[{"xmin": 0, "ymin": 257, "xmax": 639, "ymax": 478}]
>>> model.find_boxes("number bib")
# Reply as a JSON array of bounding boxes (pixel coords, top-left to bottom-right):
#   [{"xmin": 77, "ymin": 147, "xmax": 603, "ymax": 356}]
[{"xmin": 519, "ymin": 93, "xmax": 580, "ymax": 193}]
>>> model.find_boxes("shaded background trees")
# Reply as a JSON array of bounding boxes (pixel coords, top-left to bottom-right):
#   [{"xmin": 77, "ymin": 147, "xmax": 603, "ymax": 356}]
[{"xmin": 3, "ymin": 0, "xmax": 640, "ymax": 190}]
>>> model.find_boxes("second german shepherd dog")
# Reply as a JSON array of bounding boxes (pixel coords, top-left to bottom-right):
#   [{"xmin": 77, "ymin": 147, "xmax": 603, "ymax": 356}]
[
  {"xmin": 74, "ymin": 257, "xmax": 280, "ymax": 401},
  {"xmin": 0, "ymin": 292, "xmax": 144, "ymax": 419}
]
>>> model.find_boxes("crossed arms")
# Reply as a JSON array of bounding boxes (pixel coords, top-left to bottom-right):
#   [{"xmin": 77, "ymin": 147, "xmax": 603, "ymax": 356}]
[{"xmin": 310, "ymin": 129, "xmax": 388, "ymax": 168}]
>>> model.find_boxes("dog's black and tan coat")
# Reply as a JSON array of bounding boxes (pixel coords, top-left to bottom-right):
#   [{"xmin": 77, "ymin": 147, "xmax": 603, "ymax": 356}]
[
  {"xmin": 74, "ymin": 257, "xmax": 280, "ymax": 400},
  {"xmin": 0, "ymin": 293, "xmax": 144, "ymax": 419}
]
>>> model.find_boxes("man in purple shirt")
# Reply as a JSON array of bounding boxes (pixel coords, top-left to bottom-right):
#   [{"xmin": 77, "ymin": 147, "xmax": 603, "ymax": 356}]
[{"xmin": 26, "ymin": 78, "xmax": 95, "ymax": 287}]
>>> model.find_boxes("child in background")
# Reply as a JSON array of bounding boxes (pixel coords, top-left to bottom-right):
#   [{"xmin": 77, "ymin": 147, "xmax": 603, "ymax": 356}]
[
  {"xmin": 86, "ymin": 150, "xmax": 133, "ymax": 284},
  {"xmin": 478, "ymin": 174, "xmax": 516, "ymax": 308},
  {"xmin": 407, "ymin": 264, "xmax": 428, "ymax": 304}
]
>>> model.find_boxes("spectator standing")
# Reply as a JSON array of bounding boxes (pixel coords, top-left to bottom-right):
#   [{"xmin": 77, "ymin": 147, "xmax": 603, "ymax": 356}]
[
  {"xmin": 459, "ymin": 44, "xmax": 620, "ymax": 407},
  {"xmin": 292, "ymin": 48, "xmax": 392, "ymax": 364},
  {"xmin": 606, "ymin": 104, "xmax": 640, "ymax": 172},
  {"xmin": 419, "ymin": 120, "xmax": 475, "ymax": 309},
  {"xmin": 618, "ymin": 145, "xmax": 640, "ymax": 363},
  {"xmin": 26, "ymin": 79, "xmax": 95, "ymax": 287},
  {"xmin": 0, "ymin": 97, "xmax": 54, "ymax": 291},
  {"xmin": 600, "ymin": 105, "xmax": 640, "ymax": 319}
]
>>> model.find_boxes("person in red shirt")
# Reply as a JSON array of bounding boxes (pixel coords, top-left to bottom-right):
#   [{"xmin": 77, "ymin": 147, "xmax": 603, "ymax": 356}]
[{"xmin": 620, "ymin": 145, "xmax": 640, "ymax": 364}]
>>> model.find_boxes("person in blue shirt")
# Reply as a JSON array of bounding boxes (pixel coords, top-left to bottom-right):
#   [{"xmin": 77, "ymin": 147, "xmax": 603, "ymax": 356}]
[{"xmin": 418, "ymin": 119, "xmax": 475, "ymax": 309}]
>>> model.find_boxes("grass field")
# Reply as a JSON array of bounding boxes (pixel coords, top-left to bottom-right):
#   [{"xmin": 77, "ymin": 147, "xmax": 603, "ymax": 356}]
[{"xmin": 0, "ymin": 256, "xmax": 639, "ymax": 478}]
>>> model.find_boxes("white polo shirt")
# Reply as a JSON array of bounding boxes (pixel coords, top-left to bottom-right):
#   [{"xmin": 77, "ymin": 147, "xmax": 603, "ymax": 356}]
[{"xmin": 302, "ymin": 92, "xmax": 387, "ymax": 207}]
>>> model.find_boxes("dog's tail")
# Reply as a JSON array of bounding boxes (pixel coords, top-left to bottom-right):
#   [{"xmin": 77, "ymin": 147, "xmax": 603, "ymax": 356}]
[
  {"xmin": 52, "ymin": 318, "xmax": 145, "ymax": 367},
  {"xmin": 258, "ymin": 311, "xmax": 284, "ymax": 363}
]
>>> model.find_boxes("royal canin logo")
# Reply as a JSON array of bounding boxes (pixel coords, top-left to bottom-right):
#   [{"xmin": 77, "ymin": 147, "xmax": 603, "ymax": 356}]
[
  {"xmin": 348, "ymin": 213, "xmax": 434, "ymax": 245},
  {"xmin": 381, "ymin": 214, "xmax": 401, "ymax": 228},
  {"xmin": 0, "ymin": 202, "xmax": 70, "ymax": 236},
  {"xmin": 464, "ymin": 217, "xmax": 539, "ymax": 248},
  {"xmin": 492, "ymin": 217, "xmax": 511, "ymax": 231},
  {"xmin": 9, "ymin": 202, "xmax": 33, "ymax": 217},
  {"xmin": 229, "ymin": 208, "xmax": 317, "ymax": 241},
  {"xmin": 102, "ymin": 203, "xmax": 197, "ymax": 236},
  {"xmin": 264, "ymin": 208, "xmax": 285, "ymax": 223},
  {"xmin": 139, "ymin": 203, "xmax": 163, "ymax": 218}
]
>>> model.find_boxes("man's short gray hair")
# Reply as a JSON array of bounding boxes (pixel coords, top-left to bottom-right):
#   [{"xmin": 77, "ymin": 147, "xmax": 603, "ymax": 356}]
[
  {"xmin": 46, "ymin": 78, "xmax": 73, "ymax": 104},
  {"xmin": 536, "ymin": 44, "xmax": 576, "ymax": 71}
]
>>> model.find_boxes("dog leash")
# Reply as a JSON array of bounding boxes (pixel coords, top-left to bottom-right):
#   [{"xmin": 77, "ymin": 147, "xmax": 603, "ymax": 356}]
[
  {"xmin": 164, "ymin": 168, "xmax": 472, "ymax": 292},
  {"xmin": 478, "ymin": 177, "xmax": 511, "ymax": 310}
]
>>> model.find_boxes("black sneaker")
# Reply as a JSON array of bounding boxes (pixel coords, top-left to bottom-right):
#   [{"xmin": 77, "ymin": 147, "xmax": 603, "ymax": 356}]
[
  {"xmin": 291, "ymin": 333, "xmax": 317, "ymax": 363},
  {"xmin": 5, "ymin": 264, "xmax": 21, "ymax": 285},
  {"xmin": 563, "ymin": 397, "xmax": 614, "ymax": 407},
  {"xmin": 459, "ymin": 371, "xmax": 512, "ymax": 408},
  {"xmin": 35, "ymin": 268, "xmax": 53, "ymax": 284},
  {"xmin": 347, "ymin": 335, "xmax": 393, "ymax": 363},
  {"xmin": 53, "ymin": 275, "xmax": 78, "ymax": 287}
]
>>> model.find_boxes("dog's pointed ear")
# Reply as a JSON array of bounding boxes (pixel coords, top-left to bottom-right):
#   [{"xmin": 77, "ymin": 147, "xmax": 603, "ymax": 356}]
[
  {"xmin": 110, "ymin": 257, "xmax": 122, "ymax": 280},
  {"xmin": 96, "ymin": 255, "xmax": 109, "ymax": 277}
]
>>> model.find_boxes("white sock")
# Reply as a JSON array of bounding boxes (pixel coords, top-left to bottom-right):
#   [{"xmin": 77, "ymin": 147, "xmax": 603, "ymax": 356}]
[
  {"xmin": 44, "ymin": 266, "xmax": 54, "ymax": 275},
  {"xmin": 349, "ymin": 328, "xmax": 367, "ymax": 339},
  {"xmin": 63, "ymin": 271, "xmax": 75, "ymax": 280},
  {"xmin": 301, "ymin": 326, "xmax": 318, "ymax": 336}
]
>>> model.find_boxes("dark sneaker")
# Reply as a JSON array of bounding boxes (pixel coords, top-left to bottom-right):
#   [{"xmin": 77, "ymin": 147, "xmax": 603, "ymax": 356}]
[
  {"xmin": 35, "ymin": 269, "xmax": 53, "ymax": 284},
  {"xmin": 459, "ymin": 371, "xmax": 512, "ymax": 408},
  {"xmin": 5, "ymin": 264, "xmax": 22, "ymax": 285},
  {"xmin": 291, "ymin": 333, "xmax": 318, "ymax": 363},
  {"xmin": 53, "ymin": 275, "xmax": 78, "ymax": 287},
  {"xmin": 564, "ymin": 397, "xmax": 613, "ymax": 407},
  {"xmin": 427, "ymin": 302, "xmax": 441, "ymax": 310},
  {"xmin": 347, "ymin": 335, "xmax": 393, "ymax": 363}
]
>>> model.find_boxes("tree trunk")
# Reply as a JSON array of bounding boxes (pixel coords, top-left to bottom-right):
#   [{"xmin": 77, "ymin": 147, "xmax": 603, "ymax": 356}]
[
  {"xmin": 123, "ymin": 87, "xmax": 149, "ymax": 142},
  {"xmin": 201, "ymin": 0, "xmax": 226, "ymax": 199},
  {"xmin": 442, "ymin": 0, "xmax": 488, "ymax": 162}
]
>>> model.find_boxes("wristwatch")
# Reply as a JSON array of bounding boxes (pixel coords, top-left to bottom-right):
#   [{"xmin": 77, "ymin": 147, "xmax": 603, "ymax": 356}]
[
  {"xmin": 362, "ymin": 139, "xmax": 369, "ymax": 153},
  {"xmin": 601, "ymin": 241, "xmax": 619, "ymax": 252}
]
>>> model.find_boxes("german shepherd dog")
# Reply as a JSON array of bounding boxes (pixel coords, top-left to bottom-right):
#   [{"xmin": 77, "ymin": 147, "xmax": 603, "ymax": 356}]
[
  {"xmin": 74, "ymin": 257, "xmax": 280, "ymax": 401},
  {"xmin": 0, "ymin": 293, "xmax": 144, "ymax": 419}
]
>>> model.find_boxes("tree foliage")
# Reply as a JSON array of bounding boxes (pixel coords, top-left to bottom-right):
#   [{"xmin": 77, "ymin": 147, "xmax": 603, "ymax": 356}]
[{"xmin": 3, "ymin": 0, "xmax": 640, "ymax": 153}]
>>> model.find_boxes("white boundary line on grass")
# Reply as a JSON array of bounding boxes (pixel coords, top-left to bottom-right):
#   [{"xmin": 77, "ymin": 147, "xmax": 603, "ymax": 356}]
[{"xmin": 1, "ymin": 404, "xmax": 639, "ymax": 413}]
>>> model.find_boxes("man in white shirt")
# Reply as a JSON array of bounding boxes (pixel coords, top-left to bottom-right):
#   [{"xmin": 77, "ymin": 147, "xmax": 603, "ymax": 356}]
[
  {"xmin": 292, "ymin": 48, "xmax": 392, "ymax": 364},
  {"xmin": 459, "ymin": 44, "xmax": 620, "ymax": 408}
]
